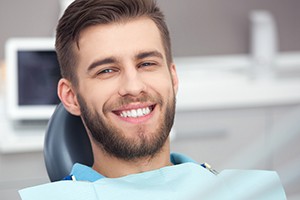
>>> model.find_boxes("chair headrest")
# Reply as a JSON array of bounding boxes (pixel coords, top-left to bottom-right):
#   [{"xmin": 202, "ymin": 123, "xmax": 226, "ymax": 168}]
[{"xmin": 44, "ymin": 103, "xmax": 93, "ymax": 182}]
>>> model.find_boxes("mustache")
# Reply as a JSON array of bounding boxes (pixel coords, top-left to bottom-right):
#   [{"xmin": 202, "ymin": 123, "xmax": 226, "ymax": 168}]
[{"xmin": 105, "ymin": 93, "xmax": 163, "ymax": 111}]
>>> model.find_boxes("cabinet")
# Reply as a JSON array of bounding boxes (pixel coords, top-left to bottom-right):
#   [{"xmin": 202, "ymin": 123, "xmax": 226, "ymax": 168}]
[
  {"xmin": 268, "ymin": 105, "xmax": 300, "ymax": 199},
  {"xmin": 172, "ymin": 108, "xmax": 269, "ymax": 170}
]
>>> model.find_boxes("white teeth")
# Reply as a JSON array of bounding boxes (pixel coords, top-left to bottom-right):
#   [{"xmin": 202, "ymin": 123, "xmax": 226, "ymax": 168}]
[
  {"xmin": 120, "ymin": 107, "xmax": 151, "ymax": 118},
  {"xmin": 137, "ymin": 108, "xmax": 143, "ymax": 116},
  {"xmin": 131, "ymin": 110, "xmax": 137, "ymax": 118}
]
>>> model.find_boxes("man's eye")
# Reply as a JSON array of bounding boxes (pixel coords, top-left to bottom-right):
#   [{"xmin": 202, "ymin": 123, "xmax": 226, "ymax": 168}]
[
  {"xmin": 98, "ymin": 68, "xmax": 115, "ymax": 75},
  {"xmin": 95, "ymin": 68, "xmax": 119, "ymax": 79},
  {"xmin": 139, "ymin": 62, "xmax": 155, "ymax": 68}
]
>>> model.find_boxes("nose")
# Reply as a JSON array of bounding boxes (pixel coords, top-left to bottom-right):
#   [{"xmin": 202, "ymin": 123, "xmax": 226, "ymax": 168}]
[{"xmin": 118, "ymin": 68, "xmax": 147, "ymax": 97}]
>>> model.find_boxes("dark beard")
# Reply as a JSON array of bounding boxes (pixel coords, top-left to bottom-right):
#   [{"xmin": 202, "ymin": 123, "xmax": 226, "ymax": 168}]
[{"xmin": 77, "ymin": 92, "xmax": 176, "ymax": 161}]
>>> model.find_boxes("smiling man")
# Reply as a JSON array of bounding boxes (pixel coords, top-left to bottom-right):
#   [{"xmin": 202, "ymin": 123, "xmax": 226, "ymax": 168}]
[
  {"xmin": 19, "ymin": 0, "xmax": 286, "ymax": 199},
  {"xmin": 56, "ymin": 1, "xmax": 178, "ymax": 178}
]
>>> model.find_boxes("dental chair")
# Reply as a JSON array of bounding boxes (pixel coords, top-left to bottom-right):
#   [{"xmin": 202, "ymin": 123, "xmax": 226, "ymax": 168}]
[{"xmin": 44, "ymin": 103, "xmax": 93, "ymax": 182}]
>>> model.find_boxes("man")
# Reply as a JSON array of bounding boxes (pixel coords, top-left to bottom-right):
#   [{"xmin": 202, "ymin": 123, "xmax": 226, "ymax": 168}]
[
  {"xmin": 55, "ymin": 0, "xmax": 178, "ymax": 179},
  {"xmin": 19, "ymin": 0, "xmax": 286, "ymax": 199}
]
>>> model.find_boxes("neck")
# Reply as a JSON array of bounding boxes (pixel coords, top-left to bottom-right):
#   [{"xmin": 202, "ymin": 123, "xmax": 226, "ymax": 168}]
[{"xmin": 91, "ymin": 139, "xmax": 172, "ymax": 178}]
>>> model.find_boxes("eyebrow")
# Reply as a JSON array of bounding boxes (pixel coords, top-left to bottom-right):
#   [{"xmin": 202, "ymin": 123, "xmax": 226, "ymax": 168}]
[
  {"xmin": 135, "ymin": 50, "xmax": 164, "ymax": 60},
  {"xmin": 87, "ymin": 57, "xmax": 118, "ymax": 72}
]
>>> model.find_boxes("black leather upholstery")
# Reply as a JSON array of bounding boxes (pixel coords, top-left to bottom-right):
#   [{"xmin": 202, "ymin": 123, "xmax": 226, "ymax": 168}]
[{"xmin": 44, "ymin": 103, "xmax": 93, "ymax": 182}]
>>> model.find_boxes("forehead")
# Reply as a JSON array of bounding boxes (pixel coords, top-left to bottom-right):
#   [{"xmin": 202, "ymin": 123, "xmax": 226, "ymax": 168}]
[{"xmin": 75, "ymin": 17, "xmax": 166, "ymax": 67}]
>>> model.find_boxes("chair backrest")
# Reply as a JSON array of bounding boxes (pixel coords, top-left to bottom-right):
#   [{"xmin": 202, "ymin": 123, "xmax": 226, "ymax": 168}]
[{"xmin": 44, "ymin": 103, "xmax": 93, "ymax": 182}]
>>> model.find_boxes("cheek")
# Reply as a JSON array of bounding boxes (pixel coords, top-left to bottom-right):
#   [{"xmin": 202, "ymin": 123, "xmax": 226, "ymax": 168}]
[
  {"xmin": 146, "ymin": 69, "xmax": 174, "ymax": 87},
  {"xmin": 77, "ymin": 83, "xmax": 107, "ymax": 112},
  {"xmin": 149, "ymin": 76, "xmax": 174, "ymax": 98},
  {"xmin": 91, "ymin": 83, "xmax": 121, "ymax": 113}
]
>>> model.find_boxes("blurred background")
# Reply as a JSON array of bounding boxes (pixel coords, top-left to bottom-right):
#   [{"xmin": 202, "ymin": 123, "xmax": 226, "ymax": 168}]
[
  {"xmin": 0, "ymin": 0, "xmax": 299, "ymax": 199},
  {"xmin": 0, "ymin": 0, "xmax": 300, "ymax": 59}
]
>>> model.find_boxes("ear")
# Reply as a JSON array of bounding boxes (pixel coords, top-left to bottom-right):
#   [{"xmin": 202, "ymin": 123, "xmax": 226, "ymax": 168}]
[
  {"xmin": 170, "ymin": 63, "xmax": 179, "ymax": 95},
  {"xmin": 57, "ymin": 78, "xmax": 81, "ymax": 116}
]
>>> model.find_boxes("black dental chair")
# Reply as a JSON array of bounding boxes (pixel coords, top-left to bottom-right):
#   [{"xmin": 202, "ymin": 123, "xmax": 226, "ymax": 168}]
[{"xmin": 44, "ymin": 103, "xmax": 93, "ymax": 182}]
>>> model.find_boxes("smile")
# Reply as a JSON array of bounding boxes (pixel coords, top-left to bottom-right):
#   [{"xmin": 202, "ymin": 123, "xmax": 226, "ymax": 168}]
[{"xmin": 117, "ymin": 105, "xmax": 155, "ymax": 118}]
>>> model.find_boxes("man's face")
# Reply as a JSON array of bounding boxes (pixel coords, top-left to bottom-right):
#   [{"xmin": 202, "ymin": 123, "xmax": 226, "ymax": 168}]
[{"xmin": 74, "ymin": 18, "xmax": 178, "ymax": 160}]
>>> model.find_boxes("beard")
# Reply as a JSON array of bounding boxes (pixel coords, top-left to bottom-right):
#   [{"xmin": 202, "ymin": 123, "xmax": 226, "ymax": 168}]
[{"xmin": 77, "ymin": 91, "xmax": 176, "ymax": 161}]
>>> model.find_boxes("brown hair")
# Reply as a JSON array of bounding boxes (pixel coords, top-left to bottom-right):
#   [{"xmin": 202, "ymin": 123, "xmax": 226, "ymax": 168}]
[{"xmin": 55, "ymin": 0, "xmax": 172, "ymax": 86}]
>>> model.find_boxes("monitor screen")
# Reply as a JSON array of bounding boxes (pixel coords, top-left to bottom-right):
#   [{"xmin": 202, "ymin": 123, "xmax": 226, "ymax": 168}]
[
  {"xmin": 5, "ymin": 38, "xmax": 61, "ymax": 120},
  {"xmin": 17, "ymin": 51, "xmax": 60, "ymax": 106}
]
